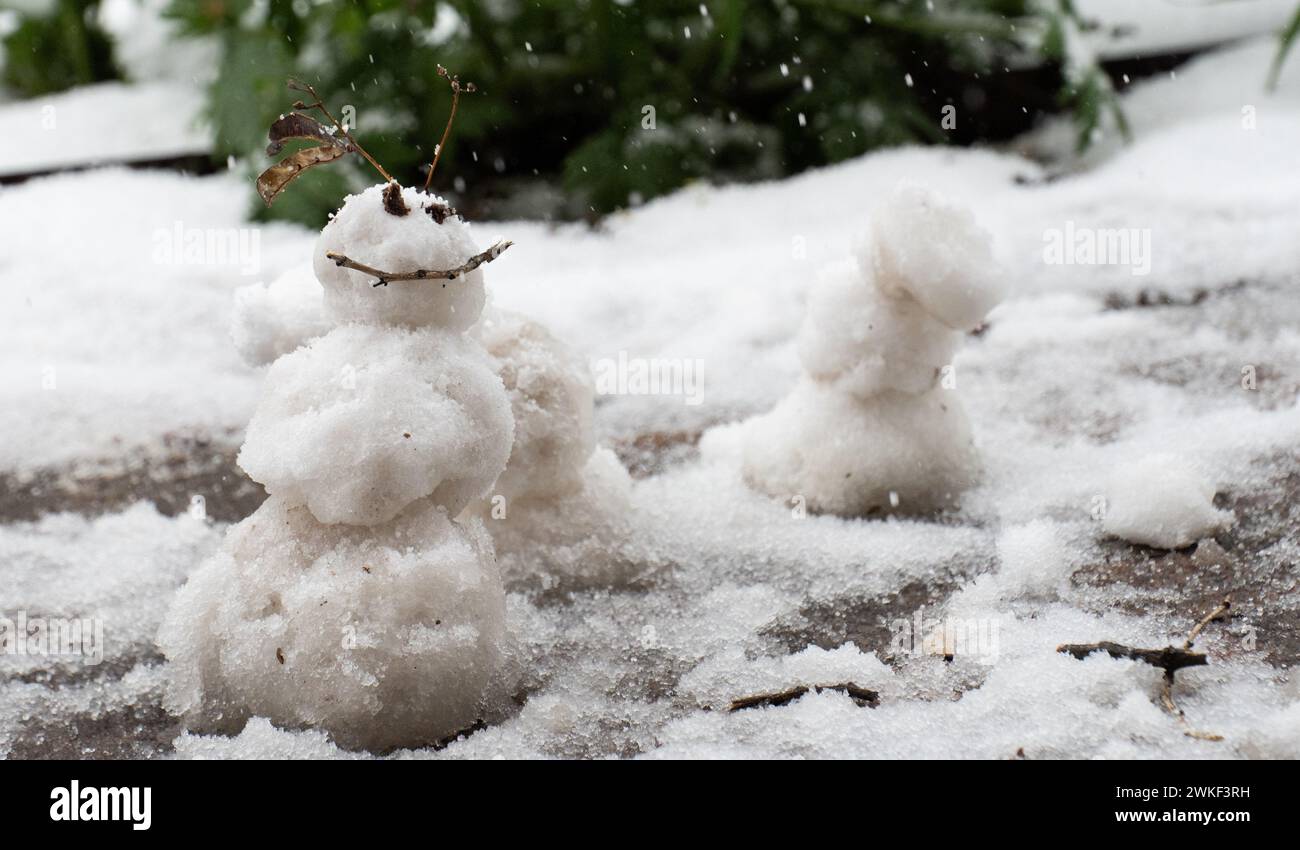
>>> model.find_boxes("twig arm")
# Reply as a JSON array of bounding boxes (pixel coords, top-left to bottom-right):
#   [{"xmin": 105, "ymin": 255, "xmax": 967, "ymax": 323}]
[{"xmin": 325, "ymin": 240, "xmax": 513, "ymax": 287}]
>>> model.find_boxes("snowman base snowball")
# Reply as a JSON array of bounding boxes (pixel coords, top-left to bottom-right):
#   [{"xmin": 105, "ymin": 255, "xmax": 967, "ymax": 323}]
[{"xmin": 159, "ymin": 497, "xmax": 509, "ymax": 752}]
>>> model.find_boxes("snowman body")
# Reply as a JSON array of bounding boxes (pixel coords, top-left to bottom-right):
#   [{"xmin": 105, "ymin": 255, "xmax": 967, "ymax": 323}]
[
  {"xmin": 160, "ymin": 183, "xmax": 515, "ymax": 751},
  {"xmin": 742, "ymin": 184, "xmax": 1004, "ymax": 516},
  {"xmin": 226, "ymin": 257, "xmax": 646, "ymax": 587}
]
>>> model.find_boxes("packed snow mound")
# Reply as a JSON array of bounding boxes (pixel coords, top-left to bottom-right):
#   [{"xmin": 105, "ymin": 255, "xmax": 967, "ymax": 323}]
[
  {"xmin": 314, "ymin": 183, "xmax": 488, "ymax": 330},
  {"xmin": 231, "ymin": 266, "xmax": 330, "ymax": 367},
  {"xmin": 157, "ymin": 496, "xmax": 509, "ymax": 752},
  {"xmin": 865, "ymin": 183, "xmax": 1005, "ymax": 331},
  {"xmin": 477, "ymin": 309, "xmax": 595, "ymax": 503},
  {"xmin": 1103, "ymin": 454, "xmax": 1233, "ymax": 549},
  {"xmin": 479, "ymin": 448, "xmax": 648, "ymax": 586},
  {"xmin": 238, "ymin": 324, "xmax": 514, "ymax": 525},
  {"xmin": 743, "ymin": 380, "xmax": 978, "ymax": 516},
  {"xmin": 797, "ymin": 259, "xmax": 958, "ymax": 398}
]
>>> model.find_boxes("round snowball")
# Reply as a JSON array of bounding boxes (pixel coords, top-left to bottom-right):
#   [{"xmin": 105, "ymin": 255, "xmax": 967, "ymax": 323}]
[
  {"xmin": 865, "ymin": 183, "xmax": 1005, "ymax": 332},
  {"xmin": 798, "ymin": 259, "xmax": 959, "ymax": 398},
  {"xmin": 478, "ymin": 310, "xmax": 595, "ymax": 503},
  {"xmin": 238, "ymin": 324, "xmax": 514, "ymax": 525},
  {"xmin": 1103, "ymin": 454, "xmax": 1233, "ymax": 549},
  {"xmin": 314, "ymin": 183, "xmax": 488, "ymax": 330},
  {"xmin": 157, "ymin": 496, "xmax": 509, "ymax": 752},
  {"xmin": 231, "ymin": 265, "xmax": 329, "ymax": 367},
  {"xmin": 742, "ymin": 379, "xmax": 978, "ymax": 516}
]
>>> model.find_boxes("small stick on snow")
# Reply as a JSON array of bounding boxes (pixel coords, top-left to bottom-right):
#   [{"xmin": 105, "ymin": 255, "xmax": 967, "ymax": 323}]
[
  {"xmin": 325, "ymin": 240, "xmax": 513, "ymax": 287},
  {"xmin": 1054, "ymin": 642, "xmax": 1207, "ymax": 675},
  {"xmin": 729, "ymin": 683, "xmax": 879, "ymax": 712},
  {"xmin": 1183, "ymin": 595, "xmax": 1231, "ymax": 650},
  {"xmin": 1056, "ymin": 595, "xmax": 1232, "ymax": 741},
  {"xmin": 1167, "ymin": 594, "xmax": 1231, "ymax": 741},
  {"xmin": 1159, "ymin": 673, "xmax": 1223, "ymax": 742}
]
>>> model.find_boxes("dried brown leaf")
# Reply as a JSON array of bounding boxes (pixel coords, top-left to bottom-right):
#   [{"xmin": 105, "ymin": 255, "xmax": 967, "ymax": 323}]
[
  {"xmin": 256, "ymin": 144, "xmax": 348, "ymax": 206},
  {"xmin": 266, "ymin": 112, "xmax": 352, "ymax": 156}
]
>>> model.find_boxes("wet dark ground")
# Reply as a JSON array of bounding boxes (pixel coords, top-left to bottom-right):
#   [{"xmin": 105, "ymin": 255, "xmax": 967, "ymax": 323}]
[
  {"xmin": 3, "ymin": 423, "xmax": 1295, "ymax": 759},
  {"xmin": 0, "ymin": 432, "xmax": 264, "ymax": 524}
]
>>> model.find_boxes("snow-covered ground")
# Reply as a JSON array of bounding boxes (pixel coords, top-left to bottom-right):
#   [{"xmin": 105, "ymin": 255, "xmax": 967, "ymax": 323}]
[
  {"xmin": 0, "ymin": 81, "xmax": 208, "ymax": 178},
  {"xmin": 1074, "ymin": 0, "xmax": 1295, "ymax": 60},
  {"xmin": 2, "ymin": 38, "xmax": 1298, "ymax": 759}
]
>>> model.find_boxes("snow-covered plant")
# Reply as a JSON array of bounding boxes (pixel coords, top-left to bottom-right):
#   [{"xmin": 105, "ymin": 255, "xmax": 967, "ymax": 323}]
[
  {"xmin": 1, "ymin": 0, "xmax": 120, "ymax": 96},
  {"xmin": 159, "ymin": 72, "xmax": 519, "ymax": 750},
  {"xmin": 1268, "ymin": 2, "xmax": 1300, "ymax": 89},
  {"xmin": 1034, "ymin": 0, "xmax": 1130, "ymax": 152},
  {"xmin": 742, "ymin": 183, "xmax": 1004, "ymax": 517},
  {"xmin": 168, "ymin": 0, "xmax": 1057, "ymax": 223}
]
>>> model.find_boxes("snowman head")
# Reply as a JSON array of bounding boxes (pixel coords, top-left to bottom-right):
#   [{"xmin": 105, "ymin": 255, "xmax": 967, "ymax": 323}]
[
  {"xmin": 859, "ymin": 182, "xmax": 1004, "ymax": 332},
  {"xmin": 255, "ymin": 73, "xmax": 509, "ymax": 332},
  {"xmin": 314, "ymin": 183, "xmax": 489, "ymax": 331}
]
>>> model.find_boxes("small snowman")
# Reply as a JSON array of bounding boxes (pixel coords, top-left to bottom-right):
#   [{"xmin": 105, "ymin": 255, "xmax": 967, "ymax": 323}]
[
  {"xmin": 468, "ymin": 309, "xmax": 645, "ymax": 587},
  {"xmin": 742, "ymin": 183, "xmax": 1005, "ymax": 516},
  {"xmin": 160, "ymin": 73, "xmax": 519, "ymax": 750}
]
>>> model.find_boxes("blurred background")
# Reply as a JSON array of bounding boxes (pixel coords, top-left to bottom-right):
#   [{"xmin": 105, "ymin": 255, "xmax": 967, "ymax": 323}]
[{"xmin": 1, "ymin": 0, "xmax": 1296, "ymax": 225}]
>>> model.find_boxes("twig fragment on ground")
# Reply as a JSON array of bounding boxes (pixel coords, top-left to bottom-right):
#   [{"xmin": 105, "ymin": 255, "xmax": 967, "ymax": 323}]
[
  {"xmin": 1056, "ymin": 595, "xmax": 1232, "ymax": 742},
  {"xmin": 729, "ymin": 683, "xmax": 880, "ymax": 712},
  {"xmin": 1055, "ymin": 641, "xmax": 1207, "ymax": 674},
  {"xmin": 1183, "ymin": 595, "xmax": 1232, "ymax": 650},
  {"xmin": 1159, "ymin": 675, "xmax": 1224, "ymax": 742},
  {"xmin": 1166, "ymin": 594, "xmax": 1231, "ymax": 741}
]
